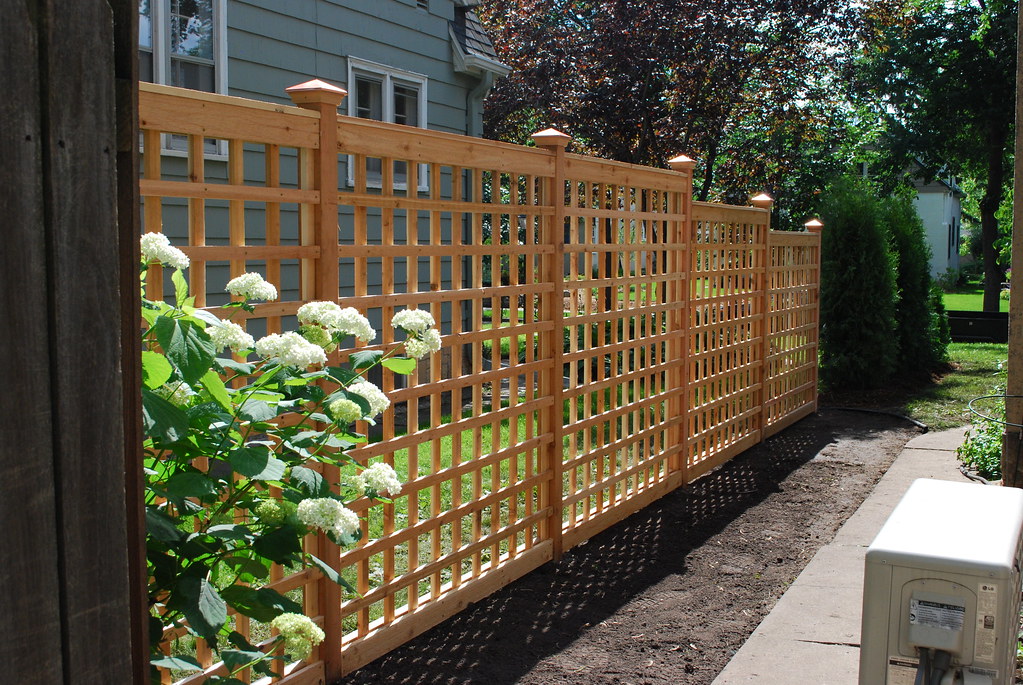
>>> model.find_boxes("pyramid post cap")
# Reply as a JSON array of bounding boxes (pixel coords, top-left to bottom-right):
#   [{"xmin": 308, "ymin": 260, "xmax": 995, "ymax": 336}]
[
  {"xmin": 530, "ymin": 128, "xmax": 572, "ymax": 148},
  {"xmin": 668, "ymin": 154, "xmax": 695, "ymax": 171},
  {"xmin": 750, "ymin": 193, "xmax": 774, "ymax": 209},
  {"xmin": 286, "ymin": 79, "xmax": 347, "ymax": 107},
  {"xmin": 804, "ymin": 218, "xmax": 824, "ymax": 234}
]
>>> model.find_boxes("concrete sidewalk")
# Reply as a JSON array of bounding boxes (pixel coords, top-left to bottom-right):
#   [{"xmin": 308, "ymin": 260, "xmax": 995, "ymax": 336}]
[{"xmin": 711, "ymin": 426, "xmax": 971, "ymax": 685}]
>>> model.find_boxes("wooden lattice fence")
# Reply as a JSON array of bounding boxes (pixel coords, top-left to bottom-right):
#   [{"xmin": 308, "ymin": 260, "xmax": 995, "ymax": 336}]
[{"xmin": 140, "ymin": 81, "xmax": 821, "ymax": 684}]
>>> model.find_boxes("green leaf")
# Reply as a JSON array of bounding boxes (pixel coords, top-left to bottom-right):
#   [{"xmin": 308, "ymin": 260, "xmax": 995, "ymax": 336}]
[
  {"xmin": 252, "ymin": 526, "xmax": 303, "ymax": 565},
  {"xmin": 166, "ymin": 471, "xmax": 219, "ymax": 500},
  {"xmin": 229, "ymin": 447, "xmax": 286, "ymax": 481},
  {"xmin": 222, "ymin": 649, "xmax": 272, "ymax": 674},
  {"xmin": 326, "ymin": 366, "xmax": 361, "ymax": 385},
  {"xmin": 223, "ymin": 556, "xmax": 270, "ymax": 583},
  {"xmin": 207, "ymin": 524, "xmax": 255, "ymax": 542},
  {"xmin": 239, "ymin": 399, "xmax": 276, "ymax": 423},
  {"xmin": 172, "ymin": 268, "xmax": 190, "ymax": 308},
  {"xmin": 201, "ymin": 369, "xmax": 232, "ymax": 411},
  {"xmin": 350, "ymin": 349, "xmax": 384, "ymax": 370},
  {"xmin": 141, "ymin": 351, "xmax": 173, "ymax": 389},
  {"xmin": 217, "ymin": 358, "xmax": 256, "ymax": 376},
  {"xmin": 220, "ymin": 586, "xmax": 302, "ymax": 623},
  {"xmin": 151, "ymin": 655, "xmax": 203, "ymax": 672},
  {"xmin": 308, "ymin": 554, "xmax": 358, "ymax": 594},
  {"xmin": 145, "ymin": 506, "xmax": 184, "ymax": 542},
  {"xmin": 382, "ymin": 357, "xmax": 417, "ymax": 375},
  {"xmin": 290, "ymin": 465, "xmax": 329, "ymax": 497},
  {"xmin": 141, "ymin": 388, "xmax": 189, "ymax": 443},
  {"xmin": 173, "ymin": 576, "xmax": 227, "ymax": 641},
  {"xmin": 155, "ymin": 316, "xmax": 216, "ymax": 384}
]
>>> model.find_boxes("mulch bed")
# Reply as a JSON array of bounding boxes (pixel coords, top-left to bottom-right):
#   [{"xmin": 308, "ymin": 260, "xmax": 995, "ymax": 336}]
[{"xmin": 343, "ymin": 409, "xmax": 918, "ymax": 684}]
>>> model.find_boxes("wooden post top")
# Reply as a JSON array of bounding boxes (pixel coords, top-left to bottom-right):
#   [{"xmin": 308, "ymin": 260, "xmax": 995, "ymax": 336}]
[
  {"xmin": 668, "ymin": 154, "xmax": 695, "ymax": 172},
  {"xmin": 751, "ymin": 193, "xmax": 774, "ymax": 210},
  {"xmin": 531, "ymin": 128, "xmax": 572, "ymax": 148},
  {"xmin": 804, "ymin": 218, "xmax": 824, "ymax": 234},
  {"xmin": 285, "ymin": 79, "xmax": 347, "ymax": 108}
]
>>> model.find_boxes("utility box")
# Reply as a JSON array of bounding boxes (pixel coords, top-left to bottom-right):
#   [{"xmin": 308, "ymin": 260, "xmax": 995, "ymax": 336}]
[{"xmin": 860, "ymin": 479, "xmax": 1023, "ymax": 685}]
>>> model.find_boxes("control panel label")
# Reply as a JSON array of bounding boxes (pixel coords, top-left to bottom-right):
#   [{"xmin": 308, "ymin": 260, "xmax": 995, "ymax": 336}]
[
  {"xmin": 975, "ymin": 583, "xmax": 999, "ymax": 663},
  {"xmin": 909, "ymin": 598, "xmax": 965, "ymax": 631}
]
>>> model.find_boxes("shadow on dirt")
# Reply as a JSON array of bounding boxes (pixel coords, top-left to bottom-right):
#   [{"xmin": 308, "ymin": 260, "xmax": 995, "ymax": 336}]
[{"xmin": 342, "ymin": 410, "xmax": 910, "ymax": 685}]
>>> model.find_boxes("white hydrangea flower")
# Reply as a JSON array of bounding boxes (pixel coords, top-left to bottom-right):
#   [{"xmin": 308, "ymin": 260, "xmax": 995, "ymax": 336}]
[
  {"xmin": 345, "ymin": 379, "xmax": 390, "ymax": 418},
  {"xmin": 156, "ymin": 381, "xmax": 193, "ymax": 407},
  {"xmin": 205, "ymin": 319, "xmax": 254, "ymax": 354},
  {"xmin": 358, "ymin": 462, "xmax": 403, "ymax": 497},
  {"xmin": 392, "ymin": 309, "xmax": 435, "ymax": 335},
  {"xmin": 404, "ymin": 328, "xmax": 442, "ymax": 360},
  {"xmin": 226, "ymin": 272, "xmax": 278, "ymax": 302},
  {"xmin": 255, "ymin": 332, "xmax": 327, "ymax": 368},
  {"xmin": 328, "ymin": 397, "xmax": 364, "ymax": 424},
  {"xmin": 140, "ymin": 232, "xmax": 190, "ymax": 270},
  {"xmin": 270, "ymin": 613, "xmax": 325, "ymax": 661},
  {"xmin": 298, "ymin": 301, "xmax": 375, "ymax": 342},
  {"xmin": 296, "ymin": 498, "xmax": 360, "ymax": 540}
]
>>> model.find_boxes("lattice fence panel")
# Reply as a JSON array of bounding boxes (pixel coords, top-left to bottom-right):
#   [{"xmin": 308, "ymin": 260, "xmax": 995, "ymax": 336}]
[
  {"xmin": 686, "ymin": 204, "xmax": 768, "ymax": 481},
  {"xmin": 763, "ymin": 232, "xmax": 821, "ymax": 436}
]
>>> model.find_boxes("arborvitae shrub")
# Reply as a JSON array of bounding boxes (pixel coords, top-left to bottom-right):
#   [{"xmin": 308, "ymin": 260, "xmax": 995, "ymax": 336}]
[
  {"xmin": 881, "ymin": 193, "xmax": 946, "ymax": 377},
  {"xmin": 819, "ymin": 176, "xmax": 899, "ymax": 390}
]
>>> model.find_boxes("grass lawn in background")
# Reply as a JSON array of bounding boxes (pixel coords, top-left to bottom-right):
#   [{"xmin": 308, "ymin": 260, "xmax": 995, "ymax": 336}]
[
  {"xmin": 942, "ymin": 284, "xmax": 1009, "ymax": 312},
  {"xmin": 900, "ymin": 342, "xmax": 1007, "ymax": 429}
]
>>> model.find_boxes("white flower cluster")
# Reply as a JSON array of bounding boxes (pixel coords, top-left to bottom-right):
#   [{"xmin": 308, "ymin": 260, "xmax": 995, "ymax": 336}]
[
  {"xmin": 296, "ymin": 498, "xmax": 360, "ymax": 541},
  {"xmin": 392, "ymin": 309, "xmax": 441, "ymax": 359},
  {"xmin": 298, "ymin": 301, "xmax": 375, "ymax": 343},
  {"xmin": 226, "ymin": 272, "xmax": 278, "ymax": 302},
  {"xmin": 345, "ymin": 380, "xmax": 390, "ymax": 418},
  {"xmin": 205, "ymin": 319, "xmax": 254, "ymax": 354},
  {"xmin": 328, "ymin": 397, "xmax": 364, "ymax": 424},
  {"xmin": 156, "ymin": 381, "xmax": 193, "ymax": 407},
  {"xmin": 255, "ymin": 332, "xmax": 327, "ymax": 368},
  {"xmin": 391, "ymin": 309, "xmax": 435, "ymax": 334},
  {"xmin": 356, "ymin": 462, "xmax": 403, "ymax": 497},
  {"xmin": 140, "ymin": 232, "xmax": 190, "ymax": 270},
  {"xmin": 269, "ymin": 612, "xmax": 325, "ymax": 661},
  {"xmin": 404, "ymin": 328, "xmax": 442, "ymax": 360}
]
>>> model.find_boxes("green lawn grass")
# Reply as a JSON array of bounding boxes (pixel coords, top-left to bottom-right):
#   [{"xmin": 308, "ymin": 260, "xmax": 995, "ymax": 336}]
[
  {"xmin": 942, "ymin": 285, "xmax": 1009, "ymax": 312},
  {"xmin": 900, "ymin": 342, "xmax": 1007, "ymax": 429}
]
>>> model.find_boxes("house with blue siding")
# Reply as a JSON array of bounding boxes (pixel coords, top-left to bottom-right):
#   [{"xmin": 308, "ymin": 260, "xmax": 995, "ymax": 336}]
[
  {"xmin": 140, "ymin": 0, "xmax": 508, "ymax": 137},
  {"xmin": 140, "ymin": 0, "xmax": 508, "ymax": 324}
]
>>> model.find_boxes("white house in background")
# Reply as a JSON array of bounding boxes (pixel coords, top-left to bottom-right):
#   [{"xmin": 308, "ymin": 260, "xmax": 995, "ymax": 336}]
[{"xmin": 911, "ymin": 169, "xmax": 964, "ymax": 278}]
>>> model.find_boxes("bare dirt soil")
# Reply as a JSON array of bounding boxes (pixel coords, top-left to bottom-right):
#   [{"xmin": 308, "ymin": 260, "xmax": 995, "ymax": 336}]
[{"xmin": 344, "ymin": 409, "xmax": 919, "ymax": 685}]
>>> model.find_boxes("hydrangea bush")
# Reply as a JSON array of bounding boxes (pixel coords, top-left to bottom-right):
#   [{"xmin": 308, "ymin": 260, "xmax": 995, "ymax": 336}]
[{"xmin": 141, "ymin": 234, "xmax": 439, "ymax": 682}]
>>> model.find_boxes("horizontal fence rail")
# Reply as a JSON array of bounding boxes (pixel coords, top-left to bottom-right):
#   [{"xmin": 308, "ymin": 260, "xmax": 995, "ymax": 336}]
[{"xmin": 139, "ymin": 81, "xmax": 821, "ymax": 683}]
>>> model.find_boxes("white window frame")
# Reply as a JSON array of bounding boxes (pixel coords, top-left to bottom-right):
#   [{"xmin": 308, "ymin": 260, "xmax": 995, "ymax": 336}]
[
  {"xmin": 141, "ymin": 0, "xmax": 228, "ymax": 158},
  {"xmin": 346, "ymin": 56, "xmax": 429, "ymax": 192}
]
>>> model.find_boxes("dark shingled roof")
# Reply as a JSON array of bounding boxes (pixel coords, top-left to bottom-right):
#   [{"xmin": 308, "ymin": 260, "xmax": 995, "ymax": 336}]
[{"xmin": 451, "ymin": 8, "xmax": 500, "ymax": 62}]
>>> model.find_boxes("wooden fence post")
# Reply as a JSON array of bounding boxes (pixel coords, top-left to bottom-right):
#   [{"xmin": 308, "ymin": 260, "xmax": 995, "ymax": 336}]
[
  {"xmin": 668, "ymin": 155, "xmax": 695, "ymax": 481},
  {"xmin": 532, "ymin": 128, "xmax": 571, "ymax": 560},
  {"xmin": 805, "ymin": 218, "xmax": 824, "ymax": 414},
  {"xmin": 751, "ymin": 194, "xmax": 774, "ymax": 441},
  {"xmin": 286, "ymin": 78, "xmax": 347, "ymax": 682}
]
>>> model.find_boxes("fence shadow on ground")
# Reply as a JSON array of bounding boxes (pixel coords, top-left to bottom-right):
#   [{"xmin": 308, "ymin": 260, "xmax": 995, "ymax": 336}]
[{"xmin": 343, "ymin": 411, "xmax": 896, "ymax": 684}]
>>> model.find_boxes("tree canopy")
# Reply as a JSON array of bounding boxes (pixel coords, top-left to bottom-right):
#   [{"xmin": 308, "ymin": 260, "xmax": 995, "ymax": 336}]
[
  {"xmin": 479, "ymin": 0, "xmax": 864, "ymax": 229},
  {"xmin": 851, "ymin": 0, "xmax": 1016, "ymax": 311}
]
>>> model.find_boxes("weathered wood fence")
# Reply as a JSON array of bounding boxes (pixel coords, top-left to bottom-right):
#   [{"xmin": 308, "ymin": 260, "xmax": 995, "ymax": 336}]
[{"xmin": 140, "ymin": 80, "xmax": 821, "ymax": 684}]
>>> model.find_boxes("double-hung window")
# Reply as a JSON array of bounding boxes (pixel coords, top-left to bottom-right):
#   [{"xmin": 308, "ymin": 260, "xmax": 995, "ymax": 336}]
[
  {"xmin": 347, "ymin": 57, "xmax": 428, "ymax": 191},
  {"xmin": 139, "ymin": 0, "xmax": 227, "ymax": 152}
]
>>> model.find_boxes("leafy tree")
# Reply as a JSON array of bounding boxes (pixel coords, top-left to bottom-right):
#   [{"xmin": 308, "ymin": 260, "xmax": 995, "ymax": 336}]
[
  {"xmin": 819, "ymin": 176, "xmax": 899, "ymax": 389},
  {"xmin": 478, "ymin": 0, "xmax": 862, "ymax": 226},
  {"xmin": 881, "ymin": 192, "xmax": 948, "ymax": 376},
  {"xmin": 853, "ymin": 0, "xmax": 1017, "ymax": 311}
]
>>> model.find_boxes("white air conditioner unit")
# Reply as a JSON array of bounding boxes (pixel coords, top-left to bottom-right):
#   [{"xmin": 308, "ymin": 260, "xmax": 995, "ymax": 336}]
[{"xmin": 860, "ymin": 479, "xmax": 1023, "ymax": 685}]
